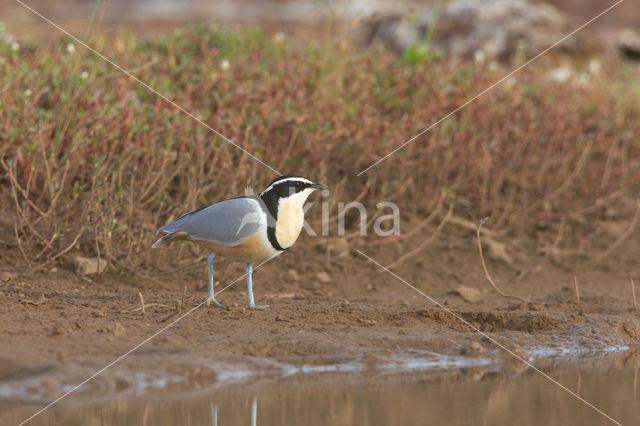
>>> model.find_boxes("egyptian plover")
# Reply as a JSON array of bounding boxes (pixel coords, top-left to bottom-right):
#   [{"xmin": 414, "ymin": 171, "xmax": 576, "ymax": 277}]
[{"xmin": 153, "ymin": 175, "xmax": 326, "ymax": 310}]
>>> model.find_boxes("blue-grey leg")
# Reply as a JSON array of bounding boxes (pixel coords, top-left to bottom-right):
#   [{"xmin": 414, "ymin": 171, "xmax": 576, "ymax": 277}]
[
  {"xmin": 246, "ymin": 262, "xmax": 270, "ymax": 310},
  {"xmin": 211, "ymin": 403, "xmax": 218, "ymax": 426},
  {"xmin": 251, "ymin": 397, "xmax": 257, "ymax": 426},
  {"xmin": 205, "ymin": 253, "xmax": 225, "ymax": 308}
]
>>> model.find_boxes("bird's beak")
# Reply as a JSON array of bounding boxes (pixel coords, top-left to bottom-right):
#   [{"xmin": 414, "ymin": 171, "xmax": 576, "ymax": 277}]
[{"xmin": 310, "ymin": 182, "xmax": 328, "ymax": 190}]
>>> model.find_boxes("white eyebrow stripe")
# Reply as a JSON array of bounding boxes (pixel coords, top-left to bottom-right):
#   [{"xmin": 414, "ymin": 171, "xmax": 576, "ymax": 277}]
[{"xmin": 261, "ymin": 177, "xmax": 313, "ymax": 194}]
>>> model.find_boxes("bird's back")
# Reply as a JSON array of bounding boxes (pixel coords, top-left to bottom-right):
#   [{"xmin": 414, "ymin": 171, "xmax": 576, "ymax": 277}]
[{"xmin": 153, "ymin": 196, "xmax": 265, "ymax": 248}]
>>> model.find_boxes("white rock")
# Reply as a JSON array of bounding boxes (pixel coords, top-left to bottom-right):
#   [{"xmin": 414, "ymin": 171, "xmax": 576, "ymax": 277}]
[
  {"xmin": 74, "ymin": 256, "xmax": 107, "ymax": 275},
  {"xmin": 316, "ymin": 272, "xmax": 331, "ymax": 283},
  {"xmin": 449, "ymin": 286, "xmax": 483, "ymax": 304}
]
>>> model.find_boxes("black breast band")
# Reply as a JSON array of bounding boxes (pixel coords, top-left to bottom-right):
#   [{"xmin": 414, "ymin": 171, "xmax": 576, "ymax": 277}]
[{"xmin": 267, "ymin": 226, "xmax": 286, "ymax": 251}]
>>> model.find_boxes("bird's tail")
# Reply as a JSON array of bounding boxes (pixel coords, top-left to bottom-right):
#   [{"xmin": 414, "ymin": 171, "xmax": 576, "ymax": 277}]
[{"xmin": 152, "ymin": 232, "xmax": 173, "ymax": 248}]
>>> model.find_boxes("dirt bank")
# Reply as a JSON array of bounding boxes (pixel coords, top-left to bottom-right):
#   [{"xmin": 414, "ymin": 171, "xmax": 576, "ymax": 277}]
[{"xmin": 2, "ymin": 228, "xmax": 640, "ymax": 405}]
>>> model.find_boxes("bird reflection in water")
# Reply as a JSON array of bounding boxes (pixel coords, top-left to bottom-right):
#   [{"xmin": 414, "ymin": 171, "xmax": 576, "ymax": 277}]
[{"xmin": 211, "ymin": 396, "xmax": 258, "ymax": 426}]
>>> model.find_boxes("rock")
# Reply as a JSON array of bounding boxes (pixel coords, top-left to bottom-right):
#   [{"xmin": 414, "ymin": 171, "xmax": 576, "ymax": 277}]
[
  {"xmin": 505, "ymin": 346, "xmax": 529, "ymax": 362},
  {"xmin": 90, "ymin": 309, "xmax": 105, "ymax": 318},
  {"xmin": 112, "ymin": 322, "xmax": 126, "ymax": 336},
  {"xmin": 449, "ymin": 286, "xmax": 483, "ymax": 304},
  {"xmin": 316, "ymin": 272, "xmax": 331, "ymax": 284},
  {"xmin": 499, "ymin": 345, "xmax": 530, "ymax": 375},
  {"xmin": 358, "ymin": 0, "xmax": 572, "ymax": 62},
  {"xmin": 461, "ymin": 341, "xmax": 485, "ymax": 355},
  {"xmin": 622, "ymin": 321, "xmax": 640, "ymax": 340},
  {"xmin": 618, "ymin": 28, "xmax": 640, "ymax": 61},
  {"xmin": 483, "ymin": 236, "xmax": 514, "ymax": 267},
  {"xmin": 50, "ymin": 325, "xmax": 66, "ymax": 337},
  {"xmin": 74, "ymin": 256, "xmax": 107, "ymax": 276},
  {"xmin": 286, "ymin": 269, "xmax": 299, "ymax": 282}
]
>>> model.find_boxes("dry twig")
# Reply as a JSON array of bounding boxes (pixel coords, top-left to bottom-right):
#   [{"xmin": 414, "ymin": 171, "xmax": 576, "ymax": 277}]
[
  {"xmin": 573, "ymin": 276, "xmax": 580, "ymax": 304},
  {"xmin": 596, "ymin": 198, "xmax": 640, "ymax": 263},
  {"xmin": 180, "ymin": 285, "xmax": 187, "ymax": 312},
  {"xmin": 476, "ymin": 219, "xmax": 529, "ymax": 304},
  {"xmin": 158, "ymin": 308, "xmax": 180, "ymax": 323},
  {"xmin": 138, "ymin": 292, "xmax": 146, "ymax": 314},
  {"xmin": 156, "ymin": 288, "xmax": 188, "ymax": 322},
  {"xmin": 20, "ymin": 293, "xmax": 47, "ymax": 306},
  {"xmin": 125, "ymin": 303, "xmax": 171, "ymax": 313}
]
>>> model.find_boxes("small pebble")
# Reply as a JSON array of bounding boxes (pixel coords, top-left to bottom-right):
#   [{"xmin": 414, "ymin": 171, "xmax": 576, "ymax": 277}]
[
  {"xmin": 316, "ymin": 272, "xmax": 331, "ymax": 283},
  {"xmin": 91, "ymin": 309, "xmax": 105, "ymax": 318},
  {"xmin": 461, "ymin": 341, "xmax": 485, "ymax": 355},
  {"xmin": 286, "ymin": 269, "xmax": 299, "ymax": 281},
  {"xmin": 448, "ymin": 286, "xmax": 483, "ymax": 304},
  {"xmin": 74, "ymin": 255, "xmax": 107, "ymax": 275},
  {"xmin": 112, "ymin": 322, "xmax": 126, "ymax": 336},
  {"xmin": 500, "ymin": 346, "xmax": 531, "ymax": 374},
  {"xmin": 50, "ymin": 325, "xmax": 66, "ymax": 336}
]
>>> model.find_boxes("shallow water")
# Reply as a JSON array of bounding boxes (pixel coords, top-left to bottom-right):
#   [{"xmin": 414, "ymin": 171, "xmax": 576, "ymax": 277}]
[{"xmin": 5, "ymin": 349, "xmax": 640, "ymax": 426}]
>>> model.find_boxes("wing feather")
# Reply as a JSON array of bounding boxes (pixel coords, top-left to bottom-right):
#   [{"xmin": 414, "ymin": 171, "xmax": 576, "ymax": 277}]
[{"xmin": 157, "ymin": 197, "xmax": 265, "ymax": 246}]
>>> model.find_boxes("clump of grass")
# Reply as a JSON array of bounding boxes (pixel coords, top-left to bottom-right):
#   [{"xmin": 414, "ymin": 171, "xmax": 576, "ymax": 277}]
[
  {"xmin": 402, "ymin": 40, "xmax": 438, "ymax": 65},
  {"xmin": 1, "ymin": 25, "xmax": 639, "ymax": 277}
]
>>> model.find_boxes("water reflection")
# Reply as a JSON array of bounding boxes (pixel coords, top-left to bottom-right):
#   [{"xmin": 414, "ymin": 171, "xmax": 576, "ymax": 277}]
[
  {"xmin": 211, "ymin": 397, "xmax": 258, "ymax": 426},
  {"xmin": 4, "ymin": 350, "xmax": 639, "ymax": 426}
]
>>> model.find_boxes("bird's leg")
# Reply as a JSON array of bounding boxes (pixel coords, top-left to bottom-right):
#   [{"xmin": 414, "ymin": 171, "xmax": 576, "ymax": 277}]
[
  {"xmin": 246, "ymin": 262, "xmax": 270, "ymax": 310},
  {"xmin": 205, "ymin": 253, "xmax": 225, "ymax": 308},
  {"xmin": 251, "ymin": 397, "xmax": 257, "ymax": 426},
  {"xmin": 211, "ymin": 403, "xmax": 218, "ymax": 426}
]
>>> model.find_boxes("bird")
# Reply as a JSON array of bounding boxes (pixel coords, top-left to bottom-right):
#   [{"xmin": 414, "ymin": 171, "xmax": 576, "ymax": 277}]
[{"xmin": 152, "ymin": 175, "xmax": 326, "ymax": 310}]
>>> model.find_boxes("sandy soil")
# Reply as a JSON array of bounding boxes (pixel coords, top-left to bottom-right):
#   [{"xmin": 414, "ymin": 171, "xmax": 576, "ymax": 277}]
[{"xmin": 1, "ymin": 226, "xmax": 640, "ymax": 404}]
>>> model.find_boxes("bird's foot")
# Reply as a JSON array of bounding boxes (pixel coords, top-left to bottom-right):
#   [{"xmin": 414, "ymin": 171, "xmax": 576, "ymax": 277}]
[
  {"xmin": 205, "ymin": 295, "xmax": 225, "ymax": 309},
  {"xmin": 248, "ymin": 303, "xmax": 271, "ymax": 311}
]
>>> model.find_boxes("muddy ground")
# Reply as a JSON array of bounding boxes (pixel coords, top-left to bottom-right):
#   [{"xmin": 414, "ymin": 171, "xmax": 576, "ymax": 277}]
[{"xmin": 1, "ymin": 222, "xmax": 640, "ymax": 409}]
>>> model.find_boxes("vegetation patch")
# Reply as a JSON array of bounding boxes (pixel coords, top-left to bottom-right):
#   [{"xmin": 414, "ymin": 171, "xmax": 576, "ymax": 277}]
[{"xmin": 1, "ymin": 25, "xmax": 639, "ymax": 276}]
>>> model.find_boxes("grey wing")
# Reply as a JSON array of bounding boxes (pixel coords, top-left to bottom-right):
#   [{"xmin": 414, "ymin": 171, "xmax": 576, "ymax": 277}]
[{"xmin": 157, "ymin": 197, "xmax": 265, "ymax": 246}]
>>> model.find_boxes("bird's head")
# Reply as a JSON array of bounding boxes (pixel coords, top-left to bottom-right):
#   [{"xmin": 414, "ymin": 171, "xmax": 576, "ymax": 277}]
[
  {"xmin": 259, "ymin": 175, "xmax": 327, "ymax": 221},
  {"xmin": 260, "ymin": 175, "xmax": 326, "ymax": 199}
]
